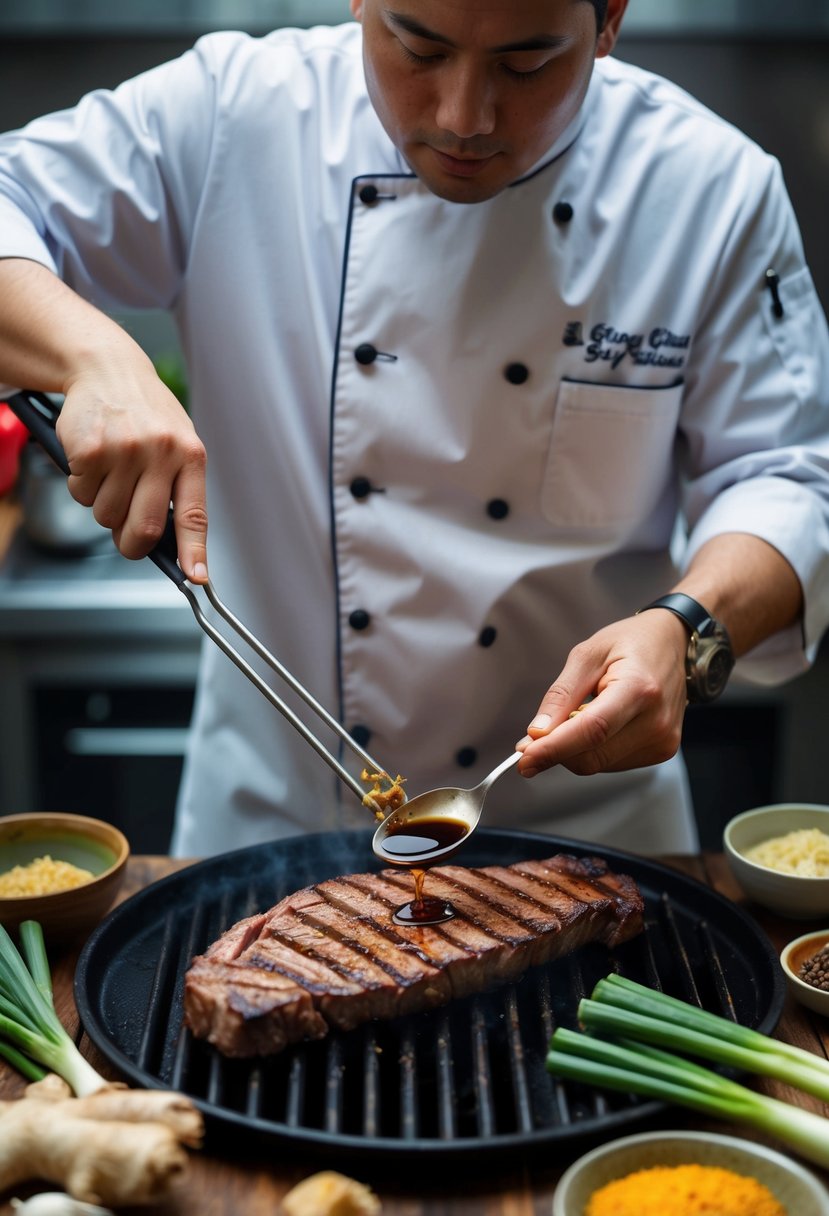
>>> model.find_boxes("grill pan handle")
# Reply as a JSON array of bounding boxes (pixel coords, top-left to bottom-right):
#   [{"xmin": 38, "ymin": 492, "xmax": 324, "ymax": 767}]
[{"xmin": 5, "ymin": 389, "xmax": 184, "ymax": 587}]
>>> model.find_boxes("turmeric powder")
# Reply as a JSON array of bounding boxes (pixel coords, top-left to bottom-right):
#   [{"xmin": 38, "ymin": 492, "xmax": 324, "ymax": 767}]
[{"xmin": 585, "ymin": 1163, "xmax": 787, "ymax": 1216}]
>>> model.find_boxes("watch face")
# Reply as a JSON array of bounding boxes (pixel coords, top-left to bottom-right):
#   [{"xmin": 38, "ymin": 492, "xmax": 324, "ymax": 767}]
[
  {"xmin": 690, "ymin": 638, "xmax": 735, "ymax": 702},
  {"xmin": 684, "ymin": 620, "xmax": 735, "ymax": 703},
  {"xmin": 705, "ymin": 646, "xmax": 735, "ymax": 692}
]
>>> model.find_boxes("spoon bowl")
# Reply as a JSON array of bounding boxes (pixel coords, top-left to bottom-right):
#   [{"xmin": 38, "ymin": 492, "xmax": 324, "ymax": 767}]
[{"xmin": 372, "ymin": 751, "xmax": 521, "ymax": 867}]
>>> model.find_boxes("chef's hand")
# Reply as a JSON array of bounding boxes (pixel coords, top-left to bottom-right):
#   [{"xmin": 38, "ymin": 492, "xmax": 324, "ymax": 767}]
[
  {"xmin": 516, "ymin": 610, "xmax": 690, "ymax": 777},
  {"xmin": 57, "ymin": 357, "xmax": 208, "ymax": 582}
]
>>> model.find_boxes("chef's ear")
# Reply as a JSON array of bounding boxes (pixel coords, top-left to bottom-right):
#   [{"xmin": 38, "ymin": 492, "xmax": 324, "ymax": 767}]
[
  {"xmin": 350, "ymin": 0, "xmax": 363, "ymax": 19},
  {"xmin": 595, "ymin": 0, "xmax": 628, "ymax": 58}
]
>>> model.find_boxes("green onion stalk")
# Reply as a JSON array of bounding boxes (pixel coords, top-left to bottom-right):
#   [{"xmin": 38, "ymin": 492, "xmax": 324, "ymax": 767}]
[
  {"xmin": 546, "ymin": 972, "xmax": 829, "ymax": 1170},
  {"xmin": 0, "ymin": 920, "xmax": 106, "ymax": 1096}
]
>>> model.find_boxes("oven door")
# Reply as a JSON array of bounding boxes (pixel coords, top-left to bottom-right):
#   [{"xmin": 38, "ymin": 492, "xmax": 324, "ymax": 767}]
[{"xmin": 34, "ymin": 683, "xmax": 194, "ymax": 853}]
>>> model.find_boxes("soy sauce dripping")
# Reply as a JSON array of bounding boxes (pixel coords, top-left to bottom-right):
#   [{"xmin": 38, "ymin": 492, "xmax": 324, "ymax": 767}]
[
  {"xmin": 392, "ymin": 866, "xmax": 456, "ymax": 925},
  {"xmin": 385, "ymin": 816, "xmax": 469, "ymax": 926}
]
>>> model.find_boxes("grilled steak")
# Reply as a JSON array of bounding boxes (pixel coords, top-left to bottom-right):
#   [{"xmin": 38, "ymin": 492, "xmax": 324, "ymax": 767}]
[{"xmin": 183, "ymin": 853, "xmax": 644, "ymax": 1058}]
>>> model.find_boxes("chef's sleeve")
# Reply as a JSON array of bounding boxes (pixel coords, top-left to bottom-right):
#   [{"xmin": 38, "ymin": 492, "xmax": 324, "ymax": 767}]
[
  {"xmin": 677, "ymin": 153, "xmax": 829, "ymax": 684},
  {"xmin": 0, "ymin": 35, "xmax": 226, "ymax": 318}
]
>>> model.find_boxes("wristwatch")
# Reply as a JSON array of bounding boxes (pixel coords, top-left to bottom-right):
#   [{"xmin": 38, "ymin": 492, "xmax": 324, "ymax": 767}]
[{"xmin": 637, "ymin": 592, "xmax": 735, "ymax": 704}]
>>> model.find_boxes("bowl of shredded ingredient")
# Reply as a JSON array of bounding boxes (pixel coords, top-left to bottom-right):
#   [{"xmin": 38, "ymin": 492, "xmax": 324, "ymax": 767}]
[
  {"xmin": 0, "ymin": 812, "xmax": 129, "ymax": 942},
  {"xmin": 781, "ymin": 929, "xmax": 829, "ymax": 1017},
  {"xmin": 553, "ymin": 1129, "xmax": 829, "ymax": 1216},
  {"xmin": 723, "ymin": 804, "xmax": 829, "ymax": 918}
]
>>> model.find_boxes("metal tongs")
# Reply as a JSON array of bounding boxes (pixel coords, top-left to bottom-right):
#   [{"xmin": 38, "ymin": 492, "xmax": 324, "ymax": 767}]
[{"xmin": 6, "ymin": 389, "xmax": 398, "ymax": 812}]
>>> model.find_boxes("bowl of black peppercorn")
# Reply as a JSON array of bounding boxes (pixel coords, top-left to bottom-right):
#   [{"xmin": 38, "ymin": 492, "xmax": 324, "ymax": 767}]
[{"xmin": 781, "ymin": 930, "xmax": 829, "ymax": 1016}]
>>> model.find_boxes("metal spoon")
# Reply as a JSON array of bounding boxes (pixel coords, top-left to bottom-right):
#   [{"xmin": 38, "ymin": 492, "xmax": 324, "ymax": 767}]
[{"xmin": 372, "ymin": 750, "xmax": 522, "ymax": 867}]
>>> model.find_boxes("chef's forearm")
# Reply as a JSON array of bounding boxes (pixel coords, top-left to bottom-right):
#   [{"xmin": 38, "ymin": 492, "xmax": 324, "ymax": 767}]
[
  {"xmin": 670, "ymin": 532, "xmax": 803, "ymax": 657},
  {"xmin": 0, "ymin": 257, "xmax": 151, "ymax": 392}
]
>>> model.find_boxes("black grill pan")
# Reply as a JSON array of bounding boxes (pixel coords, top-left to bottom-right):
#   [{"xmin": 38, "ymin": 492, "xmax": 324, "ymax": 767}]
[{"xmin": 75, "ymin": 828, "xmax": 784, "ymax": 1168}]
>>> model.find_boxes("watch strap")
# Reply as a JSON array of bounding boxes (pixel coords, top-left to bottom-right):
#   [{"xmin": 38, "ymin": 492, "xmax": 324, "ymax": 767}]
[{"xmin": 636, "ymin": 592, "xmax": 718, "ymax": 638}]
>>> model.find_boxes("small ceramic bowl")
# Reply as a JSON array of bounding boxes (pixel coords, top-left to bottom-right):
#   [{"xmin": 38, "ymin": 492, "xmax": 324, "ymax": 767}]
[
  {"xmin": 0, "ymin": 812, "xmax": 129, "ymax": 944},
  {"xmin": 723, "ymin": 803, "xmax": 829, "ymax": 919},
  {"xmin": 553, "ymin": 1129, "xmax": 829, "ymax": 1216},
  {"xmin": 781, "ymin": 929, "xmax": 829, "ymax": 1017}
]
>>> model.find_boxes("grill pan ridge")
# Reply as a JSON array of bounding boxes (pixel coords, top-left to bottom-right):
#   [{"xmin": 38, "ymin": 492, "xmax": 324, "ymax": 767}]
[{"xmin": 75, "ymin": 829, "xmax": 784, "ymax": 1167}]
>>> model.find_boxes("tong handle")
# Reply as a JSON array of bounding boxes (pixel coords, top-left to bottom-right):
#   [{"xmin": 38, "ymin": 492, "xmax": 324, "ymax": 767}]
[
  {"xmin": 6, "ymin": 389, "xmax": 69, "ymax": 474},
  {"xmin": 5, "ymin": 389, "xmax": 185, "ymax": 587}
]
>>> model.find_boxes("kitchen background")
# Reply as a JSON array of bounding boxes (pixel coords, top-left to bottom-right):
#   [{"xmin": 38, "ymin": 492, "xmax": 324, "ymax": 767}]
[{"xmin": 1, "ymin": 0, "xmax": 828, "ymax": 853}]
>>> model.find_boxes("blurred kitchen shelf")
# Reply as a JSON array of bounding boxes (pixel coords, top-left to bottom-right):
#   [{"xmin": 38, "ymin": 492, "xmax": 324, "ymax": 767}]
[
  {"xmin": 0, "ymin": 0, "xmax": 351, "ymax": 36},
  {"xmin": 0, "ymin": 527, "xmax": 195, "ymax": 640},
  {"xmin": 2, "ymin": 0, "xmax": 827, "ymax": 37}
]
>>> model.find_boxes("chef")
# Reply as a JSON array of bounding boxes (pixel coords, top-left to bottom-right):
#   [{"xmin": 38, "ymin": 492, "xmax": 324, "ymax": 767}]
[{"xmin": 0, "ymin": 0, "xmax": 828, "ymax": 858}]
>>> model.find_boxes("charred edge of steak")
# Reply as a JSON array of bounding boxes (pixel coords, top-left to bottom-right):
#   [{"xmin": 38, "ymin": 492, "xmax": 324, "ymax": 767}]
[
  {"xmin": 182, "ymin": 853, "xmax": 644, "ymax": 1058},
  {"xmin": 184, "ymin": 958, "xmax": 328, "ymax": 1055},
  {"xmin": 513, "ymin": 855, "xmax": 644, "ymax": 948}
]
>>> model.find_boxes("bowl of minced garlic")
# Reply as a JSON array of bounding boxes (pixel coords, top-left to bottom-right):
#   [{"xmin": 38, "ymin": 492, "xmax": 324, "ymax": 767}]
[
  {"xmin": 0, "ymin": 812, "xmax": 129, "ymax": 942},
  {"xmin": 553, "ymin": 1130, "xmax": 829, "ymax": 1216},
  {"xmin": 724, "ymin": 804, "xmax": 829, "ymax": 919}
]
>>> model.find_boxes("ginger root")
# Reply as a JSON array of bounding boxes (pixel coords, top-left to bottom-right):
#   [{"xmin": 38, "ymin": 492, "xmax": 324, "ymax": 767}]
[
  {"xmin": 281, "ymin": 1171, "xmax": 381, "ymax": 1216},
  {"xmin": 0, "ymin": 1074, "xmax": 204, "ymax": 1207},
  {"xmin": 360, "ymin": 770, "xmax": 406, "ymax": 819}
]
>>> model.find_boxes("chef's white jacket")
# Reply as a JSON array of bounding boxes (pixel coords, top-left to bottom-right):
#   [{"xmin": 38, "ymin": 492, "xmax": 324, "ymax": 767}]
[{"xmin": 2, "ymin": 24, "xmax": 829, "ymax": 857}]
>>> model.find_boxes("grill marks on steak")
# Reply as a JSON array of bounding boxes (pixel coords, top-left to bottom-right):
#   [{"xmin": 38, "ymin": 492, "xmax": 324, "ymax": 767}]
[{"xmin": 183, "ymin": 853, "xmax": 644, "ymax": 1058}]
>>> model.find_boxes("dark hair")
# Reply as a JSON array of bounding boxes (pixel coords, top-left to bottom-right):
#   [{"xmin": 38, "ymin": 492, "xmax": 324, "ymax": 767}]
[{"xmin": 589, "ymin": 0, "xmax": 609, "ymax": 30}]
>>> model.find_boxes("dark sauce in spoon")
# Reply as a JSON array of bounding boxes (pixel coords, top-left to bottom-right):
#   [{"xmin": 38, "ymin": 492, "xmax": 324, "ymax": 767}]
[
  {"xmin": 383, "ymin": 817, "xmax": 469, "ymax": 926},
  {"xmin": 381, "ymin": 816, "xmax": 470, "ymax": 860}
]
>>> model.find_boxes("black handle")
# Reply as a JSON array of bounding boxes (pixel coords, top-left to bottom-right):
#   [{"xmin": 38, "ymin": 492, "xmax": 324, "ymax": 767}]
[
  {"xmin": 5, "ymin": 389, "xmax": 186, "ymax": 588},
  {"xmin": 7, "ymin": 388, "xmax": 70, "ymax": 475}
]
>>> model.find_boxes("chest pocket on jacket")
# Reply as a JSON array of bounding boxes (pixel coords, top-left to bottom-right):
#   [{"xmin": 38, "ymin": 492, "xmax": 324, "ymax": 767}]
[{"xmin": 541, "ymin": 379, "xmax": 683, "ymax": 531}]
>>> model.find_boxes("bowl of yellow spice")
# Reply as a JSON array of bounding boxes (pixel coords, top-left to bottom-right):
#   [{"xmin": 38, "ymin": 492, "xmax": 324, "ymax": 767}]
[
  {"xmin": 0, "ymin": 812, "xmax": 129, "ymax": 943},
  {"xmin": 553, "ymin": 1129, "xmax": 829, "ymax": 1216},
  {"xmin": 724, "ymin": 803, "xmax": 829, "ymax": 919}
]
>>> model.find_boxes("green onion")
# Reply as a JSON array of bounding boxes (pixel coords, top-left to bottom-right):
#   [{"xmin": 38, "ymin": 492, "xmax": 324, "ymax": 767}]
[
  {"xmin": 0, "ymin": 920, "xmax": 106, "ymax": 1096},
  {"xmin": 584, "ymin": 973, "xmax": 829, "ymax": 1100},
  {"xmin": 0, "ymin": 1040, "xmax": 46, "ymax": 1082},
  {"xmin": 545, "ymin": 973, "xmax": 829, "ymax": 1170},
  {"xmin": 547, "ymin": 1026, "xmax": 829, "ymax": 1169}
]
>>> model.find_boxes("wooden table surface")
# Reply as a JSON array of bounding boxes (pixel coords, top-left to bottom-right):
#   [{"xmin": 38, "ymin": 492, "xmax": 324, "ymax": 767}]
[{"xmin": 2, "ymin": 851, "xmax": 829, "ymax": 1215}]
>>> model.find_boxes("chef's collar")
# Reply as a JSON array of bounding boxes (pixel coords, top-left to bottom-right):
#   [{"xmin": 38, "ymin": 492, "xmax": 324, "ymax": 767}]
[
  {"xmin": 388, "ymin": 57, "xmax": 599, "ymax": 187},
  {"xmin": 511, "ymin": 63, "xmax": 599, "ymax": 186}
]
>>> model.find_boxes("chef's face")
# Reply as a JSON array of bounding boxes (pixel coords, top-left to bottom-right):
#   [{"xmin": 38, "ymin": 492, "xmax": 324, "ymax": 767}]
[{"xmin": 350, "ymin": 0, "xmax": 627, "ymax": 203}]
